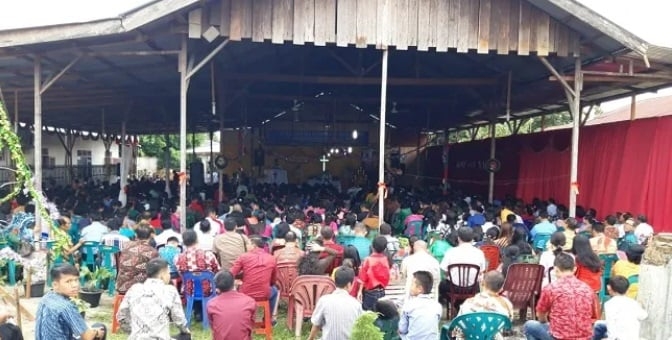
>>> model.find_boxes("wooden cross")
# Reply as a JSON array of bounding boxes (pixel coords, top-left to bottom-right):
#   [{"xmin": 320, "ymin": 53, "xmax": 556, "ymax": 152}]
[{"xmin": 319, "ymin": 155, "xmax": 329, "ymax": 172}]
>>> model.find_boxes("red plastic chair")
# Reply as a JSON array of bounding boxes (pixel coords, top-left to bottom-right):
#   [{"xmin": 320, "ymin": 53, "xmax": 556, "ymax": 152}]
[
  {"xmin": 253, "ymin": 300, "xmax": 272, "ymax": 340},
  {"xmin": 501, "ymin": 263, "xmax": 544, "ymax": 320},
  {"xmin": 444, "ymin": 264, "xmax": 481, "ymax": 319},
  {"xmin": 275, "ymin": 262, "xmax": 299, "ymax": 303},
  {"xmin": 287, "ymin": 275, "xmax": 336, "ymax": 337},
  {"xmin": 480, "ymin": 245, "xmax": 501, "ymax": 272}
]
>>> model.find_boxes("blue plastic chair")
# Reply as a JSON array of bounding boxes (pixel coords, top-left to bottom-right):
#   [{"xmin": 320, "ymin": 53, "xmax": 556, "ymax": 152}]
[
  {"xmin": 81, "ymin": 241, "xmax": 100, "ymax": 271},
  {"xmin": 404, "ymin": 220, "xmax": 424, "ymax": 238},
  {"xmin": 532, "ymin": 234, "xmax": 551, "ymax": 253},
  {"xmin": 6, "ymin": 260, "xmax": 16, "ymax": 286},
  {"xmin": 598, "ymin": 253, "xmax": 619, "ymax": 305},
  {"xmin": 182, "ymin": 271, "xmax": 217, "ymax": 329},
  {"xmin": 441, "ymin": 312, "xmax": 512, "ymax": 340},
  {"xmin": 99, "ymin": 245, "xmax": 120, "ymax": 296}
]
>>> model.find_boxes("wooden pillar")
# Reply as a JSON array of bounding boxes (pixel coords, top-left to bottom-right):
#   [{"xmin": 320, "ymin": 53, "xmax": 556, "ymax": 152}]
[
  {"xmin": 630, "ymin": 95, "xmax": 637, "ymax": 120},
  {"xmin": 179, "ymin": 36, "xmax": 189, "ymax": 232},
  {"xmin": 33, "ymin": 57, "xmax": 42, "ymax": 232},
  {"xmin": 488, "ymin": 121, "xmax": 496, "ymax": 203},
  {"xmin": 568, "ymin": 58, "xmax": 583, "ymax": 217},
  {"xmin": 377, "ymin": 49, "xmax": 389, "ymax": 228}
]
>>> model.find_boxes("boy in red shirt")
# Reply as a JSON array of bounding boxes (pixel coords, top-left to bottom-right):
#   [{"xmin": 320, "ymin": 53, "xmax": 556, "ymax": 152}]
[{"xmin": 357, "ymin": 236, "xmax": 391, "ymax": 310}]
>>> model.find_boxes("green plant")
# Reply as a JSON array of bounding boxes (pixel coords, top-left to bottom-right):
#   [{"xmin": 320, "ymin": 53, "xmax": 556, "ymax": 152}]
[
  {"xmin": 350, "ymin": 311, "xmax": 384, "ymax": 340},
  {"xmin": 79, "ymin": 267, "xmax": 113, "ymax": 292},
  {"xmin": 70, "ymin": 296, "xmax": 91, "ymax": 313}
]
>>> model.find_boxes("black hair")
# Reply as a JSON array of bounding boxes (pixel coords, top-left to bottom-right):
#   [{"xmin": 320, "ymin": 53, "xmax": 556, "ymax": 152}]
[
  {"xmin": 506, "ymin": 214, "xmax": 516, "ymax": 223},
  {"xmin": 136, "ymin": 224, "xmax": 154, "ymax": 240},
  {"xmin": 334, "ymin": 266, "xmax": 355, "ymax": 288},
  {"xmin": 379, "ymin": 223, "xmax": 392, "ymax": 236},
  {"xmin": 457, "ymin": 227, "xmax": 474, "ymax": 243},
  {"xmin": 343, "ymin": 245, "xmax": 361, "ymax": 275},
  {"xmin": 182, "ymin": 230, "xmax": 198, "ymax": 247},
  {"xmin": 571, "ymin": 235, "xmax": 601, "ymax": 272},
  {"xmin": 166, "ymin": 236, "xmax": 179, "ymax": 243},
  {"xmin": 161, "ymin": 219, "xmax": 172, "ymax": 231},
  {"xmin": 215, "ymin": 270, "xmax": 235, "ymax": 292},
  {"xmin": 372, "ymin": 236, "xmax": 388, "ymax": 253},
  {"xmin": 501, "ymin": 245, "xmax": 520, "ymax": 276},
  {"xmin": 249, "ymin": 236, "xmax": 264, "ymax": 248},
  {"xmin": 199, "ymin": 219, "xmax": 211, "ymax": 233},
  {"xmin": 374, "ymin": 299, "xmax": 399, "ymax": 320},
  {"xmin": 605, "ymin": 215, "xmax": 617, "ymax": 226},
  {"xmin": 472, "ymin": 226, "xmax": 483, "ymax": 243},
  {"xmin": 223, "ymin": 218, "xmax": 236, "ymax": 232},
  {"xmin": 550, "ymin": 231, "xmax": 566, "ymax": 256},
  {"xmin": 146, "ymin": 258, "xmax": 169, "ymax": 278},
  {"xmin": 285, "ymin": 231, "xmax": 297, "ymax": 243},
  {"xmin": 413, "ymin": 271, "xmax": 433, "ymax": 294},
  {"xmin": 320, "ymin": 226, "xmax": 334, "ymax": 240},
  {"xmin": 626, "ymin": 244, "xmax": 645, "ymax": 265},
  {"xmin": 554, "ymin": 252, "xmax": 576, "ymax": 271},
  {"xmin": 51, "ymin": 264, "xmax": 79, "ymax": 281},
  {"xmin": 344, "ymin": 213, "xmax": 357, "ymax": 226},
  {"xmin": 539, "ymin": 210, "xmax": 549, "ymax": 219},
  {"xmin": 275, "ymin": 222, "xmax": 290, "ymax": 239},
  {"xmin": 637, "ymin": 215, "xmax": 647, "ymax": 223},
  {"xmin": 608, "ymin": 275, "xmax": 630, "ymax": 295}
]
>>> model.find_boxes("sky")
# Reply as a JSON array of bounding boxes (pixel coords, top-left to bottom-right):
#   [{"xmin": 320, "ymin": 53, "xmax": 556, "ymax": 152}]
[{"xmin": 0, "ymin": 0, "xmax": 669, "ymax": 111}]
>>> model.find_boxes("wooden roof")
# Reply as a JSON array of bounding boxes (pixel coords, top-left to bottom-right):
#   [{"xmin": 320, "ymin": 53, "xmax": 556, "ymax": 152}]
[{"xmin": 0, "ymin": 0, "xmax": 670, "ymax": 135}]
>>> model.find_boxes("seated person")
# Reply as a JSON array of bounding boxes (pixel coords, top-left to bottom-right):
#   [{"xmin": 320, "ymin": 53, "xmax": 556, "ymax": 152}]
[
  {"xmin": 207, "ymin": 270, "xmax": 256, "ymax": 340},
  {"xmin": 399, "ymin": 271, "xmax": 442, "ymax": 340},
  {"xmin": 374, "ymin": 299, "xmax": 401, "ymax": 340},
  {"xmin": 274, "ymin": 231, "xmax": 303, "ymax": 264},
  {"xmin": 612, "ymin": 244, "xmax": 644, "ymax": 299},
  {"xmin": 298, "ymin": 241, "xmax": 338, "ymax": 276},
  {"xmin": 158, "ymin": 236, "xmax": 181, "ymax": 279},
  {"xmin": 454, "ymin": 271, "xmax": 513, "ymax": 340},
  {"xmin": 617, "ymin": 219, "xmax": 638, "ymax": 251},
  {"xmin": 593, "ymin": 275, "xmax": 647, "ymax": 340}
]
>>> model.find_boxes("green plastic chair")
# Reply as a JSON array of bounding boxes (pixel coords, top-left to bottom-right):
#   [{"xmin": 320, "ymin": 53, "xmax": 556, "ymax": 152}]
[
  {"xmin": 81, "ymin": 241, "xmax": 100, "ymax": 271},
  {"xmin": 628, "ymin": 274, "xmax": 639, "ymax": 285},
  {"xmin": 598, "ymin": 253, "xmax": 619, "ymax": 305},
  {"xmin": 441, "ymin": 312, "xmax": 512, "ymax": 340},
  {"xmin": 99, "ymin": 245, "xmax": 120, "ymax": 296}
]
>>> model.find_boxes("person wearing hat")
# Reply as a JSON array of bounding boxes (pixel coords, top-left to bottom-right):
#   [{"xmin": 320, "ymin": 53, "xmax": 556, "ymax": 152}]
[
  {"xmin": 617, "ymin": 219, "xmax": 638, "ymax": 251},
  {"xmin": 612, "ymin": 244, "xmax": 645, "ymax": 299}
]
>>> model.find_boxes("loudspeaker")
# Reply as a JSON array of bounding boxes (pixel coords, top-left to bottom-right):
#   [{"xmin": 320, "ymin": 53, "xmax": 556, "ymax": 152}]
[
  {"xmin": 254, "ymin": 148, "xmax": 265, "ymax": 167},
  {"xmin": 189, "ymin": 162, "xmax": 205, "ymax": 188}
]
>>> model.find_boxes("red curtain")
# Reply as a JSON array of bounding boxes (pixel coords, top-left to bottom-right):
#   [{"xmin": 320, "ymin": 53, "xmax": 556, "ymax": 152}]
[{"xmin": 517, "ymin": 117, "xmax": 672, "ymax": 233}]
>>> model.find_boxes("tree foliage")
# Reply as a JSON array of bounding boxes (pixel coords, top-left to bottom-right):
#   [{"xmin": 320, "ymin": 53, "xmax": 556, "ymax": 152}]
[
  {"xmin": 139, "ymin": 134, "xmax": 208, "ymax": 169},
  {"xmin": 451, "ymin": 111, "xmax": 577, "ymax": 143}
]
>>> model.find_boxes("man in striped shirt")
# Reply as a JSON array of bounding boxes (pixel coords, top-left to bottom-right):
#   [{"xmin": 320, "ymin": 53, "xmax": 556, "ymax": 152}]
[{"xmin": 308, "ymin": 267, "xmax": 362, "ymax": 340}]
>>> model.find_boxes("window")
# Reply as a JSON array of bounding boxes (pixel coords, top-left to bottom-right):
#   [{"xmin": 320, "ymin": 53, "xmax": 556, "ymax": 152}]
[
  {"xmin": 41, "ymin": 148, "xmax": 53, "ymax": 168},
  {"xmin": 77, "ymin": 150, "xmax": 92, "ymax": 166}
]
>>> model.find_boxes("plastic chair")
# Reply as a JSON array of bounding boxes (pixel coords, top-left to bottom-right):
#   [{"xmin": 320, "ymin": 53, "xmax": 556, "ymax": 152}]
[
  {"xmin": 275, "ymin": 262, "xmax": 299, "ymax": 303},
  {"xmin": 532, "ymin": 234, "xmax": 551, "ymax": 253},
  {"xmin": 480, "ymin": 245, "xmax": 501, "ymax": 272},
  {"xmin": 441, "ymin": 312, "xmax": 512, "ymax": 340},
  {"xmin": 598, "ymin": 253, "xmax": 619, "ymax": 305},
  {"xmin": 254, "ymin": 300, "xmax": 272, "ymax": 340},
  {"xmin": 519, "ymin": 254, "xmax": 539, "ymax": 264},
  {"xmin": 80, "ymin": 241, "xmax": 100, "ymax": 271},
  {"xmin": 111, "ymin": 293, "xmax": 124, "ymax": 333},
  {"xmin": 182, "ymin": 271, "xmax": 217, "ymax": 329},
  {"xmin": 628, "ymin": 274, "xmax": 639, "ymax": 285},
  {"xmin": 546, "ymin": 267, "xmax": 554, "ymax": 285},
  {"xmin": 287, "ymin": 275, "xmax": 336, "ymax": 337},
  {"xmin": 444, "ymin": 264, "xmax": 481, "ymax": 319},
  {"xmin": 99, "ymin": 245, "xmax": 120, "ymax": 296},
  {"xmin": 501, "ymin": 263, "xmax": 544, "ymax": 321},
  {"xmin": 404, "ymin": 220, "xmax": 424, "ymax": 238}
]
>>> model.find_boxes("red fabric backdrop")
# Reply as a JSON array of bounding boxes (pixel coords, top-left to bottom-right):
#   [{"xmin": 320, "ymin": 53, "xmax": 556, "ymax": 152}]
[{"xmin": 516, "ymin": 117, "xmax": 672, "ymax": 233}]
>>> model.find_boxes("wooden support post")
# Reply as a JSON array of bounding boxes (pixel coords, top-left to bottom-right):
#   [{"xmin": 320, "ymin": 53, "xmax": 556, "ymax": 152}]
[
  {"xmin": 0, "ymin": 285, "xmax": 33, "ymax": 321},
  {"xmin": 568, "ymin": 58, "xmax": 583, "ymax": 218},
  {"xmin": 179, "ymin": 36, "xmax": 189, "ymax": 232},
  {"xmin": 377, "ymin": 48, "xmax": 389, "ymax": 229},
  {"xmin": 630, "ymin": 95, "xmax": 637, "ymax": 120},
  {"xmin": 488, "ymin": 121, "xmax": 496, "ymax": 203},
  {"xmin": 33, "ymin": 57, "xmax": 42, "ymax": 232},
  {"xmin": 14, "ymin": 288, "xmax": 21, "ymax": 329}
]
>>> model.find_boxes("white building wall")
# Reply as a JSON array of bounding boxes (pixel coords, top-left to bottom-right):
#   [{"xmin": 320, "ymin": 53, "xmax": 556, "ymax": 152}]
[{"xmin": 20, "ymin": 133, "xmax": 109, "ymax": 167}]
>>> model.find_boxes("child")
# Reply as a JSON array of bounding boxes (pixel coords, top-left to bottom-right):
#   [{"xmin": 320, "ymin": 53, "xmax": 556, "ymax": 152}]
[
  {"xmin": 399, "ymin": 271, "xmax": 442, "ymax": 339},
  {"xmin": 357, "ymin": 236, "xmax": 391, "ymax": 310},
  {"xmin": 455, "ymin": 271, "xmax": 513, "ymax": 340},
  {"xmin": 374, "ymin": 299, "xmax": 401, "ymax": 340},
  {"xmin": 158, "ymin": 237, "xmax": 181, "ymax": 279},
  {"xmin": 593, "ymin": 275, "xmax": 647, "ymax": 340}
]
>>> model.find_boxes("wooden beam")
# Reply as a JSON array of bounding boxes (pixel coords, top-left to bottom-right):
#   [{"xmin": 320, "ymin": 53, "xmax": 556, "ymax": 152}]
[
  {"xmin": 218, "ymin": 73, "xmax": 498, "ymax": 86},
  {"xmin": 0, "ymin": 285, "xmax": 34, "ymax": 321}
]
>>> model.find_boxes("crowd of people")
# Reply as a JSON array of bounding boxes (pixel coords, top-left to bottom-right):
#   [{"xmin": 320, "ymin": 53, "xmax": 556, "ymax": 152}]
[{"xmin": 0, "ymin": 175, "xmax": 657, "ymax": 339}]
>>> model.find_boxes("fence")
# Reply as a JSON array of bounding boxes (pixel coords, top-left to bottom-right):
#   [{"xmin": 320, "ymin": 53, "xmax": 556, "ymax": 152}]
[{"xmin": 0, "ymin": 165, "xmax": 109, "ymax": 187}]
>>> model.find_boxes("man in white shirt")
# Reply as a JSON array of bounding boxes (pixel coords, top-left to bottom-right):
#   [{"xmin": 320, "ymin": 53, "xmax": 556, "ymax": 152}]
[
  {"xmin": 154, "ymin": 219, "xmax": 183, "ymax": 247},
  {"xmin": 401, "ymin": 240, "xmax": 440, "ymax": 303},
  {"xmin": 80, "ymin": 213, "xmax": 109, "ymax": 243},
  {"xmin": 308, "ymin": 267, "xmax": 362, "ymax": 340},
  {"xmin": 593, "ymin": 275, "xmax": 647, "ymax": 340},
  {"xmin": 634, "ymin": 215, "xmax": 654, "ymax": 245},
  {"xmin": 439, "ymin": 227, "xmax": 486, "ymax": 298}
]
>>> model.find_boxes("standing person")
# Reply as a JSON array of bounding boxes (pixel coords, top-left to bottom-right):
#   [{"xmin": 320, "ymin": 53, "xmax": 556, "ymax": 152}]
[
  {"xmin": 36, "ymin": 264, "xmax": 106, "ymax": 340},
  {"xmin": 117, "ymin": 258, "xmax": 190, "ymax": 339},
  {"xmin": 400, "ymin": 240, "xmax": 441, "ymax": 303},
  {"xmin": 357, "ymin": 236, "xmax": 391, "ymax": 310},
  {"xmin": 230, "ymin": 236, "xmax": 279, "ymax": 324},
  {"xmin": 524, "ymin": 253, "xmax": 598, "ymax": 340},
  {"xmin": 592, "ymin": 276, "xmax": 648, "ymax": 340},
  {"xmin": 116, "ymin": 224, "xmax": 159, "ymax": 294},
  {"xmin": 308, "ymin": 267, "xmax": 363, "ymax": 340},
  {"xmin": 212, "ymin": 218, "xmax": 250, "ymax": 270},
  {"xmin": 399, "ymin": 271, "xmax": 443, "ymax": 340},
  {"xmin": 207, "ymin": 270, "xmax": 257, "ymax": 340}
]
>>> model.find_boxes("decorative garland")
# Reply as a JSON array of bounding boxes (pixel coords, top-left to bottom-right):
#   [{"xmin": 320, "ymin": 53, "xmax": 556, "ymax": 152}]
[{"xmin": 0, "ymin": 102, "xmax": 59, "ymax": 258}]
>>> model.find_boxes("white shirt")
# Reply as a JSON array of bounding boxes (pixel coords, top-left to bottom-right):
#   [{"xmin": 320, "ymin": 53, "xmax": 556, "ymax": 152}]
[
  {"xmin": 81, "ymin": 221, "xmax": 109, "ymax": 242},
  {"xmin": 634, "ymin": 223, "xmax": 653, "ymax": 244},
  {"xmin": 604, "ymin": 295, "xmax": 647, "ymax": 340},
  {"xmin": 547, "ymin": 203, "xmax": 557, "ymax": 217},
  {"xmin": 154, "ymin": 229, "xmax": 183, "ymax": 247},
  {"xmin": 400, "ymin": 251, "xmax": 441, "ymax": 303},
  {"xmin": 440, "ymin": 243, "xmax": 486, "ymax": 286},
  {"xmin": 193, "ymin": 222, "xmax": 218, "ymax": 251}
]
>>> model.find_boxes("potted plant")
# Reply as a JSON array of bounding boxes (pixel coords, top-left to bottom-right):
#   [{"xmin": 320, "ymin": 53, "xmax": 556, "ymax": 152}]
[
  {"xmin": 70, "ymin": 297, "xmax": 90, "ymax": 318},
  {"xmin": 78, "ymin": 267, "xmax": 113, "ymax": 308},
  {"xmin": 350, "ymin": 311, "xmax": 384, "ymax": 340},
  {"xmin": 22, "ymin": 264, "xmax": 45, "ymax": 298}
]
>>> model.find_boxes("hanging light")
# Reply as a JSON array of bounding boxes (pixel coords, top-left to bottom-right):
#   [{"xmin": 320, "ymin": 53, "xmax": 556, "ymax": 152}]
[
  {"xmin": 347, "ymin": 146, "xmax": 353, "ymax": 154},
  {"xmin": 352, "ymin": 129, "xmax": 358, "ymax": 140}
]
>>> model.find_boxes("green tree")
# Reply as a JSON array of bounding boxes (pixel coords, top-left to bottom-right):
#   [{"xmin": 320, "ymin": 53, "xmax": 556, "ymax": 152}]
[{"xmin": 139, "ymin": 133, "xmax": 208, "ymax": 169}]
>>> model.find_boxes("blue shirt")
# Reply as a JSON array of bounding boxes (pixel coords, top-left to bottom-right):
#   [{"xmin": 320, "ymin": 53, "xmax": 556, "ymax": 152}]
[
  {"xmin": 399, "ymin": 294, "xmax": 442, "ymax": 340},
  {"xmin": 159, "ymin": 245, "xmax": 181, "ymax": 273},
  {"xmin": 467, "ymin": 214, "xmax": 486, "ymax": 228},
  {"xmin": 530, "ymin": 220, "xmax": 557, "ymax": 239},
  {"xmin": 36, "ymin": 291, "xmax": 88, "ymax": 339}
]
